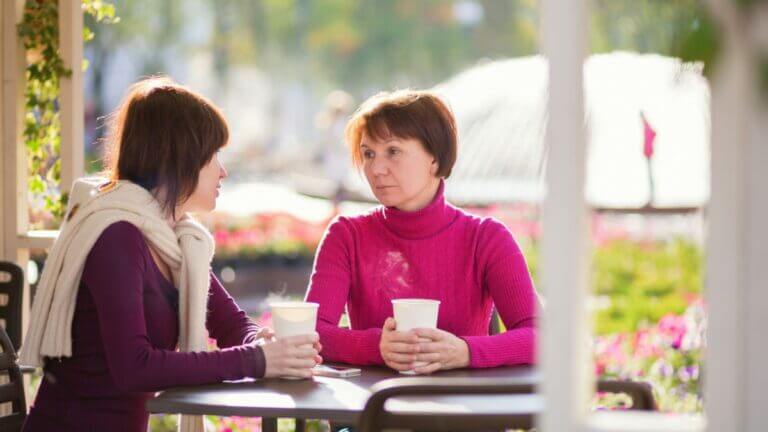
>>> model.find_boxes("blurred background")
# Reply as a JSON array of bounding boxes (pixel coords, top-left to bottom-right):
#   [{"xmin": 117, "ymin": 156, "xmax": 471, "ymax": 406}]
[{"xmin": 25, "ymin": 1, "xmax": 715, "ymax": 428}]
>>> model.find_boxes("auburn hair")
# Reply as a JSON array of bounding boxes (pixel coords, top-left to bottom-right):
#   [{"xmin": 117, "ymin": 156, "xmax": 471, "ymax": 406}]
[
  {"xmin": 345, "ymin": 90, "xmax": 458, "ymax": 178},
  {"xmin": 103, "ymin": 76, "xmax": 228, "ymax": 217}
]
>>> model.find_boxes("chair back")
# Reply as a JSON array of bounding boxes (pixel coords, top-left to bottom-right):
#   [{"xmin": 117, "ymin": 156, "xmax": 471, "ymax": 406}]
[
  {"xmin": 0, "ymin": 327, "xmax": 27, "ymax": 431},
  {"xmin": 597, "ymin": 379, "xmax": 658, "ymax": 411},
  {"xmin": 488, "ymin": 307, "xmax": 501, "ymax": 335},
  {"xmin": 358, "ymin": 377, "xmax": 537, "ymax": 432},
  {"xmin": 0, "ymin": 262, "xmax": 23, "ymax": 351},
  {"xmin": 358, "ymin": 376, "xmax": 657, "ymax": 432}
]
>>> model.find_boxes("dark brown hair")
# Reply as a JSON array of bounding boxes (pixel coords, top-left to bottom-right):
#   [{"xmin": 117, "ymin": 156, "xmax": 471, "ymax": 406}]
[
  {"xmin": 103, "ymin": 76, "xmax": 228, "ymax": 217},
  {"xmin": 345, "ymin": 90, "xmax": 457, "ymax": 178}
]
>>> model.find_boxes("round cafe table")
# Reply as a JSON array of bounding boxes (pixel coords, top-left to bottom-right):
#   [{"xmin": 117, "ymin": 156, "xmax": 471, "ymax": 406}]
[{"xmin": 146, "ymin": 364, "xmax": 541, "ymax": 431}]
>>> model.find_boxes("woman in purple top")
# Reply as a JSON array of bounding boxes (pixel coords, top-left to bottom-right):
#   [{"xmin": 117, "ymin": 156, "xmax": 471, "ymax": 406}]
[
  {"xmin": 305, "ymin": 90, "xmax": 538, "ymax": 374},
  {"xmin": 23, "ymin": 78, "xmax": 322, "ymax": 432}
]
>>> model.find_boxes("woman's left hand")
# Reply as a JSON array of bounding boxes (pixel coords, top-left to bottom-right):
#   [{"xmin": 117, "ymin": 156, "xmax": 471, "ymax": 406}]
[{"xmin": 412, "ymin": 328, "xmax": 470, "ymax": 374}]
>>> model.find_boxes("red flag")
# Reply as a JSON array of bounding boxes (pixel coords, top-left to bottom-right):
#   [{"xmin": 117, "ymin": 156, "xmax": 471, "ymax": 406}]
[{"xmin": 641, "ymin": 112, "xmax": 656, "ymax": 159}]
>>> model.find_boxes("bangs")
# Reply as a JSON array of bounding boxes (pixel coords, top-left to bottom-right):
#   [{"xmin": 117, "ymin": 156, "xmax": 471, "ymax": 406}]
[{"xmin": 362, "ymin": 106, "xmax": 422, "ymax": 144}]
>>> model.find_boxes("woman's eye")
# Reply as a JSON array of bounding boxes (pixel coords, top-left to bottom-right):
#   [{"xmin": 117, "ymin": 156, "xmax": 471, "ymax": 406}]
[
  {"xmin": 363, "ymin": 150, "xmax": 374, "ymax": 159},
  {"xmin": 388, "ymin": 148, "xmax": 400, "ymax": 156}
]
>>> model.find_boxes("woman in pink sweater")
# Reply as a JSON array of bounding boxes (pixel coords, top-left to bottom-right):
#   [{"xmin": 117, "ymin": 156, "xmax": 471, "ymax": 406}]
[{"xmin": 305, "ymin": 90, "xmax": 537, "ymax": 373}]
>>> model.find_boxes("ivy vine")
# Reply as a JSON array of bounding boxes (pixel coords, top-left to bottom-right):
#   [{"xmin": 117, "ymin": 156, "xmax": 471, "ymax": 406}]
[{"xmin": 16, "ymin": 0, "xmax": 118, "ymax": 227}]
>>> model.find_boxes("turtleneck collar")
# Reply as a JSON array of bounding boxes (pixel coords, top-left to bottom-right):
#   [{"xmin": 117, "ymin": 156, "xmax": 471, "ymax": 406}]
[{"xmin": 377, "ymin": 180, "xmax": 458, "ymax": 240}]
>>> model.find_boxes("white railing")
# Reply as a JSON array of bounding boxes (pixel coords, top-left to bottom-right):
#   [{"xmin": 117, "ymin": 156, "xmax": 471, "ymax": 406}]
[{"xmin": 539, "ymin": 0, "xmax": 764, "ymax": 431}]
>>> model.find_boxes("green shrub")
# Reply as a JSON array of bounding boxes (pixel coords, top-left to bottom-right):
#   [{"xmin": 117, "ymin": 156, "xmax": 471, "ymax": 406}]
[{"xmin": 522, "ymin": 237, "xmax": 702, "ymax": 335}]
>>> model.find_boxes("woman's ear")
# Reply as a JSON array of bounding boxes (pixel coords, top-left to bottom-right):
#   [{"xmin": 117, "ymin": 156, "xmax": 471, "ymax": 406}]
[{"xmin": 430, "ymin": 159, "xmax": 439, "ymax": 176}]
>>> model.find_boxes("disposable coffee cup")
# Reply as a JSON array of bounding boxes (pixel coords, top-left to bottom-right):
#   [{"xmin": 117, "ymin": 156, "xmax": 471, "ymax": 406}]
[
  {"xmin": 270, "ymin": 301, "xmax": 319, "ymax": 339},
  {"xmin": 270, "ymin": 301, "xmax": 319, "ymax": 379},
  {"xmin": 391, "ymin": 299, "xmax": 440, "ymax": 374}
]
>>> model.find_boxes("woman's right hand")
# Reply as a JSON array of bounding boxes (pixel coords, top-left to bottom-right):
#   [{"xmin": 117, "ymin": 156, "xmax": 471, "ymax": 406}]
[
  {"xmin": 379, "ymin": 317, "xmax": 420, "ymax": 372},
  {"xmin": 261, "ymin": 333, "xmax": 322, "ymax": 379}
]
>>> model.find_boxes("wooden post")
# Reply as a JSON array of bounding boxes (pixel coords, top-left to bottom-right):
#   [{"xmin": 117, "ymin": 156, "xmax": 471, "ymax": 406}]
[
  {"xmin": 1, "ymin": 0, "xmax": 30, "ymax": 415},
  {"xmin": 59, "ymin": 0, "xmax": 84, "ymax": 196},
  {"xmin": 2, "ymin": 0, "xmax": 27, "ymax": 263}
]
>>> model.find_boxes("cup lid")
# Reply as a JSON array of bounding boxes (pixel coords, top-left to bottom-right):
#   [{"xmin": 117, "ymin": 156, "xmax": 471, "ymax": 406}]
[
  {"xmin": 269, "ymin": 301, "xmax": 320, "ymax": 308},
  {"xmin": 391, "ymin": 298, "xmax": 441, "ymax": 305}
]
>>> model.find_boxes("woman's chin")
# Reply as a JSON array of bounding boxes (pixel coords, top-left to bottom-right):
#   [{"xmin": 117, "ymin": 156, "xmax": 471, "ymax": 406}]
[{"xmin": 375, "ymin": 196, "xmax": 399, "ymax": 208}]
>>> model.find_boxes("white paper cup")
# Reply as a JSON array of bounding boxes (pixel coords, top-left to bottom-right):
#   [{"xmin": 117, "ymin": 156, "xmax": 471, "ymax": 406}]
[
  {"xmin": 270, "ymin": 301, "xmax": 319, "ymax": 339},
  {"xmin": 270, "ymin": 301, "xmax": 319, "ymax": 380},
  {"xmin": 392, "ymin": 299, "xmax": 440, "ymax": 374}
]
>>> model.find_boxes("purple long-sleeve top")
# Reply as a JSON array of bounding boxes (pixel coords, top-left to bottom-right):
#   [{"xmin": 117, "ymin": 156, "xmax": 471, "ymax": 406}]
[{"xmin": 23, "ymin": 221, "xmax": 265, "ymax": 432}]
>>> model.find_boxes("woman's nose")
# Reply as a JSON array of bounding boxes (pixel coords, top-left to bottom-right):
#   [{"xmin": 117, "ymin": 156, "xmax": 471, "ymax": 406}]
[{"xmin": 371, "ymin": 157, "xmax": 388, "ymax": 175}]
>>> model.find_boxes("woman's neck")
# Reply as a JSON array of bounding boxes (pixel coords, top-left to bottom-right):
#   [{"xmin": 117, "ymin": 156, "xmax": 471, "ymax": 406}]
[{"xmin": 378, "ymin": 179, "xmax": 454, "ymax": 239}]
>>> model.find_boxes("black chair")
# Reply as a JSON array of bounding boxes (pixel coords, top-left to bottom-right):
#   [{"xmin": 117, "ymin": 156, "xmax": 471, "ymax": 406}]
[
  {"xmin": 597, "ymin": 379, "xmax": 657, "ymax": 411},
  {"xmin": 358, "ymin": 377, "xmax": 538, "ymax": 432},
  {"xmin": 358, "ymin": 377, "xmax": 657, "ymax": 432},
  {"xmin": 0, "ymin": 327, "xmax": 27, "ymax": 431},
  {"xmin": 0, "ymin": 262, "xmax": 24, "ymax": 351},
  {"xmin": 488, "ymin": 308, "xmax": 500, "ymax": 336}
]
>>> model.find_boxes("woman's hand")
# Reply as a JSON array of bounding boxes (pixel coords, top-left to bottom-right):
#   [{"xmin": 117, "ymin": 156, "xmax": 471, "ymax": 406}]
[
  {"xmin": 261, "ymin": 333, "xmax": 323, "ymax": 379},
  {"xmin": 411, "ymin": 328, "xmax": 470, "ymax": 374},
  {"xmin": 379, "ymin": 317, "xmax": 420, "ymax": 372}
]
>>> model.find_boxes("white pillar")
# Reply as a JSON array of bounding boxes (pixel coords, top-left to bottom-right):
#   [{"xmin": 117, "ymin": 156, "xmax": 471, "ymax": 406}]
[
  {"xmin": 59, "ymin": 0, "xmax": 84, "ymax": 196},
  {"xmin": 705, "ymin": 1, "xmax": 768, "ymax": 431},
  {"xmin": 0, "ymin": 0, "xmax": 4, "ymax": 259},
  {"xmin": 539, "ymin": 1, "xmax": 591, "ymax": 431},
  {"xmin": 2, "ymin": 0, "xmax": 27, "ymax": 261},
  {"xmin": 742, "ymin": 80, "xmax": 768, "ymax": 432}
]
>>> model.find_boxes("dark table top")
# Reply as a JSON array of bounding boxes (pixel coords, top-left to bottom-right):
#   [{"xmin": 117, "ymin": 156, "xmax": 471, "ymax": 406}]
[{"xmin": 147, "ymin": 364, "xmax": 542, "ymax": 424}]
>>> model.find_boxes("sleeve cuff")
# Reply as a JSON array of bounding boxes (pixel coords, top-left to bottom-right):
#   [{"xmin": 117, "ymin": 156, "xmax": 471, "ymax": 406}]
[
  {"xmin": 243, "ymin": 345, "xmax": 266, "ymax": 378},
  {"xmin": 460, "ymin": 336, "xmax": 478, "ymax": 368}
]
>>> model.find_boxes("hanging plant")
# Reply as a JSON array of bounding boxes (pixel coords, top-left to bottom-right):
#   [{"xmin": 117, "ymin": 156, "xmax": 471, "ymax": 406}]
[
  {"xmin": 16, "ymin": 0, "xmax": 118, "ymax": 227},
  {"xmin": 673, "ymin": 0, "xmax": 768, "ymax": 96}
]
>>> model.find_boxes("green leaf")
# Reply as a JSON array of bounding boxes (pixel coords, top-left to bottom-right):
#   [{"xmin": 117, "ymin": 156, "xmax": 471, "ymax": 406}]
[
  {"xmin": 29, "ymin": 175, "xmax": 46, "ymax": 194},
  {"xmin": 672, "ymin": 8, "xmax": 721, "ymax": 77},
  {"xmin": 83, "ymin": 26, "xmax": 94, "ymax": 42}
]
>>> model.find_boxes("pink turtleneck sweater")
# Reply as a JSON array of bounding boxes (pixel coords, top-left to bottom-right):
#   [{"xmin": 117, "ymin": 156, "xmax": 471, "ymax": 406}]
[{"xmin": 306, "ymin": 182, "xmax": 537, "ymax": 368}]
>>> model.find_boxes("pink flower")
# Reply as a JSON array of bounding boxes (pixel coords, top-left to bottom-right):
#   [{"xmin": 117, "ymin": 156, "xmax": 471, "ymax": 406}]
[
  {"xmin": 633, "ymin": 329, "xmax": 663, "ymax": 360},
  {"xmin": 658, "ymin": 313, "xmax": 687, "ymax": 349}
]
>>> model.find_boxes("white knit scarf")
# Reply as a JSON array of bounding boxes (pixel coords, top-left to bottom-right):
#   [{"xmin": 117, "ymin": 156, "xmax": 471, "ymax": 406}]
[{"xmin": 20, "ymin": 178, "xmax": 213, "ymax": 432}]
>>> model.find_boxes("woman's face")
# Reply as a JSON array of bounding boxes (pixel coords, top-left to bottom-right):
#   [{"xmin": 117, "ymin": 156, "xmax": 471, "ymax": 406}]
[
  {"xmin": 181, "ymin": 152, "xmax": 227, "ymax": 215},
  {"xmin": 360, "ymin": 132, "xmax": 440, "ymax": 211}
]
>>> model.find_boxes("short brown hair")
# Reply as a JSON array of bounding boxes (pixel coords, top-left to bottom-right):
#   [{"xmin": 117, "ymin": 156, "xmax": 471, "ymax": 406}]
[
  {"xmin": 345, "ymin": 90, "xmax": 457, "ymax": 178},
  {"xmin": 103, "ymin": 76, "xmax": 228, "ymax": 217}
]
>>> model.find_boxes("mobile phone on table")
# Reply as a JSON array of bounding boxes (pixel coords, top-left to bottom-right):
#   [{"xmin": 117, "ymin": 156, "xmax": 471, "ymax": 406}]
[{"xmin": 313, "ymin": 364, "xmax": 362, "ymax": 378}]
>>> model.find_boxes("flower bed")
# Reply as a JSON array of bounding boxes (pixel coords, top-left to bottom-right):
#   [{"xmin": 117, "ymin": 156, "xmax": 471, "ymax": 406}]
[
  {"xmin": 203, "ymin": 212, "xmax": 328, "ymax": 262},
  {"xmin": 593, "ymin": 298, "xmax": 705, "ymax": 412}
]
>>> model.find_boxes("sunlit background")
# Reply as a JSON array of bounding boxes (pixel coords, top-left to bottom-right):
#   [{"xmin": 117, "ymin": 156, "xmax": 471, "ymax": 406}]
[{"xmin": 24, "ymin": 1, "xmax": 714, "ymax": 429}]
